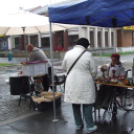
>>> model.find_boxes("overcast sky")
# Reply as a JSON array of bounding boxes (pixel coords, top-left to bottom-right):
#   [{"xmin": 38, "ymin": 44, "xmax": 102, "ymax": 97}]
[{"xmin": 0, "ymin": 0, "xmax": 65, "ymax": 15}]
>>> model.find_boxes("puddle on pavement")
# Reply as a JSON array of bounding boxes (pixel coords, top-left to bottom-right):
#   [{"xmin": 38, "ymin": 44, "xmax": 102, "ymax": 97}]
[{"xmin": 0, "ymin": 66, "xmax": 22, "ymax": 81}]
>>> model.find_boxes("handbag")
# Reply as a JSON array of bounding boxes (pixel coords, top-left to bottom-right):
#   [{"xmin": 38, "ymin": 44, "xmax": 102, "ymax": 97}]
[{"xmin": 64, "ymin": 50, "xmax": 86, "ymax": 88}]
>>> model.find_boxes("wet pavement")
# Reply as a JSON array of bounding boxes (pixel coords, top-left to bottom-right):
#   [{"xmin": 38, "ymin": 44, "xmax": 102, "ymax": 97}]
[
  {"xmin": 0, "ymin": 55, "xmax": 134, "ymax": 134},
  {"xmin": 0, "ymin": 102, "xmax": 134, "ymax": 134}
]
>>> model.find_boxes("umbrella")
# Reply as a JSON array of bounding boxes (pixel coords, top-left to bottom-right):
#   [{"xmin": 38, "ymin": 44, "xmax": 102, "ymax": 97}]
[
  {"xmin": 0, "ymin": 10, "xmax": 77, "ymax": 35},
  {"xmin": 0, "ymin": 11, "xmax": 49, "ymax": 61},
  {"xmin": 0, "ymin": 10, "xmax": 77, "ymax": 122},
  {"xmin": 0, "ymin": 10, "xmax": 48, "ymax": 27},
  {"xmin": 0, "ymin": 10, "xmax": 77, "ymax": 61},
  {"xmin": 0, "ymin": 24, "xmax": 76, "ymax": 36}
]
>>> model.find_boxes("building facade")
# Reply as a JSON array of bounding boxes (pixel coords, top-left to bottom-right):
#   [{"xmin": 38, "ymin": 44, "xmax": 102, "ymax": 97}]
[
  {"xmin": 5, "ymin": 26, "xmax": 134, "ymax": 54},
  {"xmin": 1, "ymin": 1, "xmax": 134, "ymax": 54}
]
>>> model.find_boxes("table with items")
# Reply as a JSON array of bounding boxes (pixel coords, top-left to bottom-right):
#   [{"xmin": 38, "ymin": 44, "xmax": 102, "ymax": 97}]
[
  {"xmin": 9, "ymin": 60, "xmax": 63, "ymax": 110},
  {"xmin": 95, "ymin": 76, "xmax": 134, "ymax": 119}
]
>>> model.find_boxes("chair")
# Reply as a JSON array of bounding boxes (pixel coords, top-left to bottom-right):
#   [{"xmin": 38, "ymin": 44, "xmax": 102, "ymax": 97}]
[
  {"xmin": 126, "ymin": 69, "xmax": 131, "ymax": 77},
  {"xmin": 9, "ymin": 76, "xmax": 34, "ymax": 109},
  {"xmin": 49, "ymin": 73, "xmax": 66, "ymax": 93},
  {"xmin": 115, "ymin": 69, "xmax": 134, "ymax": 111}
]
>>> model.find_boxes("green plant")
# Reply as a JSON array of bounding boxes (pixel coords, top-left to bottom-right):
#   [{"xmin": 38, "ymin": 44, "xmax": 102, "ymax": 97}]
[
  {"xmin": 92, "ymin": 53, "xmax": 97, "ymax": 56},
  {"xmin": 93, "ymin": 51, "xmax": 134, "ymax": 57},
  {"xmin": 0, "ymin": 52, "xmax": 8, "ymax": 54},
  {"xmin": 0, "ymin": 63, "xmax": 17, "ymax": 66}
]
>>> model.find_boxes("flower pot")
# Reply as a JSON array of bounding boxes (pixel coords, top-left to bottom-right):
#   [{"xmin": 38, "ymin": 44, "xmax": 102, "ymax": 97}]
[
  {"xmin": 53, "ymin": 51, "xmax": 60, "ymax": 59},
  {"xmin": 59, "ymin": 51, "xmax": 66, "ymax": 59}
]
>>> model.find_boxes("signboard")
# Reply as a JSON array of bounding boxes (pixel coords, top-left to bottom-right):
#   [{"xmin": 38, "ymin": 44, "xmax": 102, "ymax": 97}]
[
  {"xmin": 0, "ymin": 35, "xmax": 5, "ymax": 37},
  {"xmin": 123, "ymin": 25, "xmax": 134, "ymax": 30}
]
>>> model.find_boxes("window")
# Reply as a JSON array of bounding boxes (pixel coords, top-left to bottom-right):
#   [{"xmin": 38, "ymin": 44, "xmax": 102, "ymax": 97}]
[
  {"xmin": 57, "ymin": 31, "xmax": 64, "ymax": 47},
  {"xmin": 105, "ymin": 32, "xmax": 108, "ymax": 47},
  {"xmin": 41, "ymin": 37, "xmax": 50, "ymax": 47},
  {"xmin": 98, "ymin": 31, "xmax": 102, "ymax": 47},
  {"xmin": 15, "ymin": 37, "xmax": 19, "ymax": 48},
  {"xmin": 90, "ymin": 31, "xmax": 94, "ymax": 47},
  {"xmin": 111, "ymin": 32, "xmax": 114, "ymax": 46},
  {"xmin": 0, "ymin": 42, "xmax": 2, "ymax": 50},
  {"xmin": 69, "ymin": 35, "xmax": 78, "ymax": 46},
  {"xmin": 132, "ymin": 32, "xmax": 134, "ymax": 46},
  {"xmin": 30, "ymin": 35, "xmax": 38, "ymax": 47}
]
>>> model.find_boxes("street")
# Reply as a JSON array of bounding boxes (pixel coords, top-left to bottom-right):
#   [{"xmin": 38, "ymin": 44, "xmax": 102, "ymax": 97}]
[{"xmin": 0, "ymin": 54, "xmax": 134, "ymax": 134}]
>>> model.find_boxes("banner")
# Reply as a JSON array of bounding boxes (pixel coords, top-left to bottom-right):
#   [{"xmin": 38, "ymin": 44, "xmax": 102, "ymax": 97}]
[
  {"xmin": 123, "ymin": 25, "xmax": 134, "ymax": 30},
  {"xmin": 0, "ymin": 35, "xmax": 5, "ymax": 37}
]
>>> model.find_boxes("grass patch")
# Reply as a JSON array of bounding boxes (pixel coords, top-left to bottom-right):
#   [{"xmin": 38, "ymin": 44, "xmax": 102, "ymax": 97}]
[
  {"xmin": 0, "ymin": 63, "xmax": 17, "ymax": 67},
  {"xmin": 0, "ymin": 51, "xmax": 8, "ymax": 54},
  {"xmin": 93, "ymin": 51, "xmax": 134, "ymax": 57}
]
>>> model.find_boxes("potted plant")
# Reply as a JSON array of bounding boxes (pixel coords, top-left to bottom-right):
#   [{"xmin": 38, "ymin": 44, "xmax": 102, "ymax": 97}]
[{"xmin": 53, "ymin": 46, "xmax": 66, "ymax": 59}]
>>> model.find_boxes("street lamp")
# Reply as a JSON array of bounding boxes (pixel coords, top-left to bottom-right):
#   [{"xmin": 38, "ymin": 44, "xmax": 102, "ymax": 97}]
[{"xmin": 22, "ymin": 27, "xmax": 27, "ymax": 61}]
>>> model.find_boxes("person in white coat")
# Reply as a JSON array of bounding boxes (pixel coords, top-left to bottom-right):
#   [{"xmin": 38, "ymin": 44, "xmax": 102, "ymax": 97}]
[{"xmin": 62, "ymin": 38, "xmax": 97, "ymax": 133}]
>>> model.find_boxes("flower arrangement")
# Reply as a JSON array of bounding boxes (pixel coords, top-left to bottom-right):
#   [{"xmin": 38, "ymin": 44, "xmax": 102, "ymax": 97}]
[
  {"xmin": 96, "ymin": 64, "xmax": 130, "ymax": 85},
  {"xmin": 95, "ymin": 76, "xmax": 103, "ymax": 81},
  {"xmin": 96, "ymin": 74, "xmax": 126, "ymax": 84},
  {"xmin": 117, "ymin": 75, "xmax": 126, "ymax": 81},
  {"xmin": 110, "ymin": 65, "xmax": 118, "ymax": 76},
  {"xmin": 124, "ymin": 79, "xmax": 129, "ymax": 85},
  {"xmin": 123, "ymin": 78, "xmax": 133, "ymax": 86},
  {"xmin": 99, "ymin": 65, "xmax": 108, "ymax": 78},
  {"xmin": 99, "ymin": 65, "xmax": 108, "ymax": 72},
  {"xmin": 54, "ymin": 46, "xmax": 65, "ymax": 52}
]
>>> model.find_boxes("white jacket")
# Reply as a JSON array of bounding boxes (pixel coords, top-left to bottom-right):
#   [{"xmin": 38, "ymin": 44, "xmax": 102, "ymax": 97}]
[{"xmin": 62, "ymin": 45, "xmax": 97, "ymax": 104}]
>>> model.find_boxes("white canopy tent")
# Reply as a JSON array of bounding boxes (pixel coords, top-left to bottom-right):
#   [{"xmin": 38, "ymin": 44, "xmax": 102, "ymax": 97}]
[
  {"xmin": 0, "ymin": 24, "xmax": 77, "ymax": 36},
  {"xmin": 0, "ymin": 11, "xmax": 77, "ymax": 35},
  {"xmin": 0, "ymin": 11, "xmax": 77, "ymax": 61}
]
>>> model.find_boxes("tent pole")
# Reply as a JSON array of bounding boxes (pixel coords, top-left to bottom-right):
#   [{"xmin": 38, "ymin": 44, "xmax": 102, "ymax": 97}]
[
  {"xmin": 49, "ymin": 22, "xmax": 58, "ymax": 122},
  {"xmin": 113, "ymin": 28, "xmax": 116, "ymax": 53},
  {"xmin": 22, "ymin": 27, "xmax": 27, "ymax": 61}
]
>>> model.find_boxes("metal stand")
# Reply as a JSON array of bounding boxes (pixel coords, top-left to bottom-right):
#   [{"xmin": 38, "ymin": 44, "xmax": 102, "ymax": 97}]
[
  {"xmin": 22, "ymin": 27, "xmax": 27, "ymax": 62},
  {"xmin": 105, "ymin": 88, "xmax": 117, "ymax": 122},
  {"xmin": 49, "ymin": 22, "xmax": 58, "ymax": 122},
  {"xmin": 18, "ymin": 77, "xmax": 34, "ymax": 109}
]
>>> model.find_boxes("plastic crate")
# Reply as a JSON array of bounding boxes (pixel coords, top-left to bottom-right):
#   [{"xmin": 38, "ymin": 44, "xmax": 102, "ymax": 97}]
[{"xmin": 22, "ymin": 61, "xmax": 48, "ymax": 76}]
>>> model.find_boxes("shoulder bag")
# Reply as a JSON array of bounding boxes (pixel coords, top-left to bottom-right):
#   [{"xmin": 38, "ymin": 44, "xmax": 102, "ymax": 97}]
[{"xmin": 64, "ymin": 50, "xmax": 86, "ymax": 88}]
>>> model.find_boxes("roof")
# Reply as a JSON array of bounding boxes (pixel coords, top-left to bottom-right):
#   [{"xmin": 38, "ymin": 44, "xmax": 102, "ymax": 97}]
[
  {"xmin": 32, "ymin": 5, "xmax": 48, "ymax": 14},
  {"xmin": 33, "ymin": 0, "xmax": 81, "ymax": 15},
  {"xmin": 25, "ymin": 6, "xmax": 42, "ymax": 12}
]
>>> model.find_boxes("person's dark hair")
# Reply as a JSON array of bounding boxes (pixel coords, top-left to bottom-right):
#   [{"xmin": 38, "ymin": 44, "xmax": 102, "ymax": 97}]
[{"xmin": 76, "ymin": 38, "xmax": 90, "ymax": 48}]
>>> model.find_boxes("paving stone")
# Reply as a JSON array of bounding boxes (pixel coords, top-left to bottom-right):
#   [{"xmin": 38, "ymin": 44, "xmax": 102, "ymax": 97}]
[{"xmin": 0, "ymin": 79, "xmax": 36, "ymax": 122}]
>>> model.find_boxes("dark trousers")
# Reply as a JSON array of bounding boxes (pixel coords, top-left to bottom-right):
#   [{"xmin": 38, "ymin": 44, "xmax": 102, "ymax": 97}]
[
  {"xmin": 42, "ymin": 75, "xmax": 49, "ymax": 91},
  {"xmin": 94, "ymin": 85, "xmax": 113, "ymax": 110}
]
